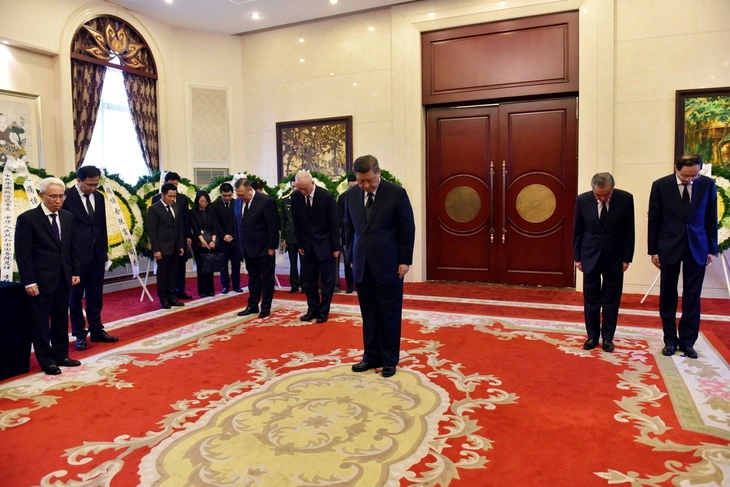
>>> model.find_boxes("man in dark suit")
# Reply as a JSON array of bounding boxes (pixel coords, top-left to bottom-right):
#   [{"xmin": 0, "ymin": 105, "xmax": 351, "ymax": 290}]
[
  {"xmin": 147, "ymin": 183, "xmax": 186, "ymax": 309},
  {"xmin": 345, "ymin": 155, "xmax": 415, "ymax": 378},
  {"xmin": 152, "ymin": 172, "xmax": 192, "ymax": 300},
  {"xmin": 648, "ymin": 154, "xmax": 718, "ymax": 359},
  {"xmin": 63, "ymin": 165, "xmax": 118, "ymax": 351},
  {"xmin": 211, "ymin": 182, "xmax": 243, "ymax": 294},
  {"xmin": 280, "ymin": 181, "xmax": 303, "ymax": 294},
  {"xmin": 233, "ymin": 178, "xmax": 279, "ymax": 319},
  {"xmin": 337, "ymin": 174, "xmax": 357, "ymax": 294},
  {"xmin": 573, "ymin": 172, "xmax": 635, "ymax": 353},
  {"xmin": 15, "ymin": 177, "xmax": 81, "ymax": 375},
  {"xmin": 291, "ymin": 171, "xmax": 340, "ymax": 323}
]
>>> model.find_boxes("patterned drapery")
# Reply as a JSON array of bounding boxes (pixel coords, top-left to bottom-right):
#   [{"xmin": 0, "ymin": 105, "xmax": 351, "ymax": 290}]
[
  {"xmin": 71, "ymin": 59, "xmax": 106, "ymax": 169},
  {"xmin": 123, "ymin": 73, "xmax": 159, "ymax": 172}
]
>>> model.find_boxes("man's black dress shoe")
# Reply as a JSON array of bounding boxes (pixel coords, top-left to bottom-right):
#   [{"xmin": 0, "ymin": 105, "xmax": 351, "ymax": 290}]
[
  {"xmin": 90, "ymin": 331, "xmax": 118, "ymax": 343},
  {"xmin": 316, "ymin": 315, "xmax": 328, "ymax": 323},
  {"xmin": 661, "ymin": 345, "xmax": 676, "ymax": 356},
  {"xmin": 352, "ymin": 361, "xmax": 380, "ymax": 373},
  {"xmin": 170, "ymin": 299, "xmax": 185, "ymax": 307},
  {"xmin": 75, "ymin": 337, "xmax": 88, "ymax": 350},
  {"xmin": 58, "ymin": 358, "xmax": 81, "ymax": 367},
  {"xmin": 258, "ymin": 309, "xmax": 270, "ymax": 318},
  {"xmin": 583, "ymin": 338, "xmax": 597, "ymax": 350},
  {"xmin": 176, "ymin": 292, "xmax": 193, "ymax": 300},
  {"xmin": 289, "ymin": 287, "xmax": 299, "ymax": 294},
  {"xmin": 346, "ymin": 288, "xmax": 354, "ymax": 294},
  {"xmin": 602, "ymin": 341, "xmax": 615, "ymax": 353},
  {"xmin": 234, "ymin": 288, "xmax": 244, "ymax": 293},
  {"xmin": 160, "ymin": 302, "xmax": 172, "ymax": 309},
  {"xmin": 381, "ymin": 366, "xmax": 396, "ymax": 378},
  {"xmin": 237, "ymin": 306, "xmax": 259, "ymax": 317},
  {"xmin": 300, "ymin": 313, "xmax": 314, "ymax": 322},
  {"xmin": 221, "ymin": 287, "xmax": 229, "ymax": 294},
  {"xmin": 683, "ymin": 346, "xmax": 699, "ymax": 359},
  {"xmin": 42, "ymin": 364, "xmax": 62, "ymax": 375}
]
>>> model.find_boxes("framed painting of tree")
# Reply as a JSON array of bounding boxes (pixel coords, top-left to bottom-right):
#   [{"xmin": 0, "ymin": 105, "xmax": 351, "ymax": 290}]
[
  {"xmin": 276, "ymin": 116, "xmax": 352, "ymax": 180},
  {"xmin": 675, "ymin": 87, "xmax": 730, "ymax": 171}
]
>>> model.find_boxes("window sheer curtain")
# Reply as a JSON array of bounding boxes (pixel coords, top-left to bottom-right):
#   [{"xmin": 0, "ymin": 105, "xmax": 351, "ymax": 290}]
[{"xmin": 71, "ymin": 59, "xmax": 106, "ymax": 169}]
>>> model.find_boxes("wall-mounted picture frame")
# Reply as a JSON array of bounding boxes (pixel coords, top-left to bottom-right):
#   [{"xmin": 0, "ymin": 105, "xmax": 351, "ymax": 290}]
[
  {"xmin": 0, "ymin": 89, "xmax": 43, "ymax": 168},
  {"xmin": 675, "ymin": 87, "xmax": 730, "ymax": 171},
  {"xmin": 276, "ymin": 115, "xmax": 352, "ymax": 181}
]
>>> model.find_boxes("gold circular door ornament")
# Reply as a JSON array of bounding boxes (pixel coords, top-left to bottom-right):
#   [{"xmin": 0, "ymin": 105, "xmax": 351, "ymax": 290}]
[
  {"xmin": 516, "ymin": 184, "xmax": 556, "ymax": 223},
  {"xmin": 444, "ymin": 186, "xmax": 481, "ymax": 223}
]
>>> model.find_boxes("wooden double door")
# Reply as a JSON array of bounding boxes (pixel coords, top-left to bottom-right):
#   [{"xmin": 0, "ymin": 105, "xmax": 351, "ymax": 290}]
[{"xmin": 426, "ymin": 98, "xmax": 578, "ymax": 287}]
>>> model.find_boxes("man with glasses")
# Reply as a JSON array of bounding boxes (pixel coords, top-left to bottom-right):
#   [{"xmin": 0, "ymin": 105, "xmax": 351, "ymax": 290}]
[
  {"xmin": 648, "ymin": 154, "xmax": 718, "ymax": 359},
  {"xmin": 573, "ymin": 172, "xmax": 635, "ymax": 353},
  {"xmin": 63, "ymin": 165, "xmax": 118, "ymax": 350},
  {"xmin": 15, "ymin": 177, "xmax": 81, "ymax": 375}
]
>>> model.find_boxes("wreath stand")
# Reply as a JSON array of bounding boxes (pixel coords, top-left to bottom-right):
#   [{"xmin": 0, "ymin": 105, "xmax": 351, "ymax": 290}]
[{"xmin": 640, "ymin": 253, "xmax": 730, "ymax": 303}]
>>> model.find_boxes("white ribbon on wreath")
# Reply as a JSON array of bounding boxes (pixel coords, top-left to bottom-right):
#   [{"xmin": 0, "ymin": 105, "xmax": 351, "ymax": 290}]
[
  {"xmin": 101, "ymin": 171, "xmax": 140, "ymax": 278},
  {"xmin": 1, "ymin": 155, "xmax": 39, "ymax": 282}
]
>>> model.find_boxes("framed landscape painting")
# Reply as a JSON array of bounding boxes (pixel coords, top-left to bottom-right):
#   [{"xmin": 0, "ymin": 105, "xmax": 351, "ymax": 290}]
[
  {"xmin": 276, "ymin": 116, "xmax": 352, "ymax": 180},
  {"xmin": 675, "ymin": 87, "xmax": 730, "ymax": 171},
  {"xmin": 0, "ymin": 89, "xmax": 43, "ymax": 168}
]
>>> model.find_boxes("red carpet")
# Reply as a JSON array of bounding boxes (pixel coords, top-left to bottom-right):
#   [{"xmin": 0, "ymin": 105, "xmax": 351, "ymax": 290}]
[{"xmin": 1, "ymin": 280, "xmax": 729, "ymax": 486}]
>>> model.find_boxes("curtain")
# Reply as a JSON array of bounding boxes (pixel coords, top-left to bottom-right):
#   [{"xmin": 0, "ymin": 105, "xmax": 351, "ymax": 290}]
[
  {"xmin": 123, "ymin": 72, "xmax": 159, "ymax": 172},
  {"xmin": 71, "ymin": 59, "xmax": 106, "ymax": 169}
]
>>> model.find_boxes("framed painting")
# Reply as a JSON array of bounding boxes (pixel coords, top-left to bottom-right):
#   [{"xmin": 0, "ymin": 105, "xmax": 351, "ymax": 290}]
[
  {"xmin": 276, "ymin": 115, "xmax": 352, "ymax": 180},
  {"xmin": 0, "ymin": 89, "xmax": 43, "ymax": 168},
  {"xmin": 675, "ymin": 87, "xmax": 730, "ymax": 171}
]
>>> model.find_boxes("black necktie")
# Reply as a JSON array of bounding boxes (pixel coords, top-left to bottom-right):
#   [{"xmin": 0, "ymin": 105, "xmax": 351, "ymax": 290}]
[
  {"xmin": 243, "ymin": 202, "xmax": 249, "ymax": 221},
  {"xmin": 599, "ymin": 202, "xmax": 607, "ymax": 225},
  {"xmin": 365, "ymin": 192, "xmax": 374, "ymax": 220},
  {"xmin": 224, "ymin": 202, "xmax": 229, "ymax": 209},
  {"xmin": 682, "ymin": 183, "xmax": 690, "ymax": 210},
  {"xmin": 84, "ymin": 194, "xmax": 94, "ymax": 219},
  {"xmin": 50, "ymin": 213, "xmax": 60, "ymax": 244},
  {"xmin": 306, "ymin": 195, "xmax": 312, "ymax": 215},
  {"xmin": 166, "ymin": 205, "xmax": 174, "ymax": 221}
]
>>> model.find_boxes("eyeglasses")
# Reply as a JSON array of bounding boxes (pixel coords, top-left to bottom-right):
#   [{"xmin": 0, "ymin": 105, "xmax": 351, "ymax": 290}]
[{"xmin": 44, "ymin": 194, "xmax": 66, "ymax": 201}]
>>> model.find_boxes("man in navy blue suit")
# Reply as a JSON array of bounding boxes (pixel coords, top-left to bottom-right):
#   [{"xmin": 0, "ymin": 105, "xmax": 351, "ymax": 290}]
[
  {"xmin": 291, "ymin": 171, "xmax": 340, "ymax": 323},
  {"xmin": 63, "ymin": 165, "xmax": 118, "ymax": 350},
  {"xmin": 648, "ymin": 154, "xmax": 718, "ymax": 359},
  {"xmin": 233, "ymin": 178, "xmax": 279, "ymax": 319},
  {"xmin": 345, "ymin": 155, "xmax": 415, "ymax": 378},
  {"xmin": 573, "ymin": 172, "xmax": 635, "ymax": 353}
]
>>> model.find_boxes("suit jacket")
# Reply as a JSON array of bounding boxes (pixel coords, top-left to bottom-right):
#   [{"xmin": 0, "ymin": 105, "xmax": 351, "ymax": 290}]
[
  {"xmin": 572, "ymin": 188, "xmax": 635, "ymax": 274},
  {"xmin": 280, "ymin": 196, "xmax": 297, "ymax": 244},
  {"xmin": 211, "ymin": 197, "xmax": 236, "ymax": 248},
  {"xmin": 648, "ymin": 174, "xmax": 718, "ymax": 265},
  {"xmin": 337, "ymin": 192, "xmax": 347, "ymax": 249},
  {"xmin": 15, "ymin": 206, "xmax": 80, "ymax": 294},
  {"xmin": 147, "ymin": 201, "xmax": 185, "ymax": 256},
  {"xmin": 152, "ymin": 192, "xmax": 192, "ymax": 241},
  {"xmin": 190, "ymin": 207, "xmax": 221, "ymax": 247},
  {"xmin": 233, "ymin": 192, "xmax": 279, "ymax": 258},
  {"xmin": 344, "ymin": 178, "xmax": 416, "ymax": 283},
  {"xmin": 62, "ymin": 187, "xmax": 108, "ymax": 266},
  {"xmin": 291, "ymin": 186, "xmax": 339, "ymax": 260}
]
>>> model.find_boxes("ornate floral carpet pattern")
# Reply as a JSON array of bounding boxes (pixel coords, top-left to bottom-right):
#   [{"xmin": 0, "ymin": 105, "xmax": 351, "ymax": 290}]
[{"xmin": 1, "ymin": 292, "xmax": 729, "ymax": 486}]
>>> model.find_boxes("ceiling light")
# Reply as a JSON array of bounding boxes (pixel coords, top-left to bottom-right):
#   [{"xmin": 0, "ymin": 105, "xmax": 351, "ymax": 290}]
[
  {"xmin": 428, "ymin": 12, "xmax": 435, "ymax": 18},
  {"xmin": 330, "ymin": 0, "xmax": 338, "ymax": 4},
  {"xmin": 164, "ymin": 0, "xmax": 173, "ymax": 4},
  {"xmin": 368, "ymin": 27, "xmax": 375, "ymax": 31},
  {"xmin": 353, "ymin": 82, "xmax": 358, "ymax": 87},
  {"xmin": 299, "ymin": 58, "xmax": 305, "ymax": 63},
  {"xmin": 299, "ymin": 38, "xmax": 305, "ymax": 43},
  {"xmin": 250, "ymin": 12, "xmax": 262, "ymax": 20}
]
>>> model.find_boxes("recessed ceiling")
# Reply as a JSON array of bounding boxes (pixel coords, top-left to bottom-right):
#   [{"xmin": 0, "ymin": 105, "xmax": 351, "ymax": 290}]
[{"xmin": 111, "ymin": 0, "xmax": 421, "ymax": 36}]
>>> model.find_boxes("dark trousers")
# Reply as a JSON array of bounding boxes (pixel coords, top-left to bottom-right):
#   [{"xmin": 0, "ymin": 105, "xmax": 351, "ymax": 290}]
[
  {"xmin": 29, "ymin": 280, "xmax": 71, "ymax": 368},
  {"xmin": 286, "ymin": 242, "xmax": 302, "ymax": 290},
  {"xmin": 337, "ymin": 249, "xmax": 354, "ymax": 291},
  {"xmin": 175, "ymin": 250, "xmax": 188, "ymax": 294},
  {"xmin": 70, "ymin": 254, "xmax": 105, "ymax": 338},
  {"xmin": 157, "ymin": 253, "xmax": 179, "ymax": 304},
  {"xmin": 659, "ymin": 244, "xmax": 706, "ymax": 348},
  {"xmin": 302, "ymin": 251, "xmax": 336, "ymax": 318},
  {"xmin": 192, "ymin": 246, "xmax": 215, "ymax": 296},
  {"xmin": 244, "ymin": 252, "xmax": 275, "ymax": 311},
  {"xmin": 219, "ymin": 241, "xmax": 241, "ymax": 290},
  {"xmin": 356, "ymin": 261, "xmax": 404, "ymax": 367},
  {"xmin": 582, "ymin": 254, "xmax": 624, "ymax": 342}
]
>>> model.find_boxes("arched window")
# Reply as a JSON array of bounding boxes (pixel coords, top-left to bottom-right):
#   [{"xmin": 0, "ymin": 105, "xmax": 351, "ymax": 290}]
[{"xmin": 70, "ymin": 16, "xmax": 158, "ymax": 181}]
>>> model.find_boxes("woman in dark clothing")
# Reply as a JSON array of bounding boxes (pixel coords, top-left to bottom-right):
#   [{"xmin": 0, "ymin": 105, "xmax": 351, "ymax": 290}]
[{"xmin": 190, "ymin": 191, "xmax": 221, "ymax": 297}]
